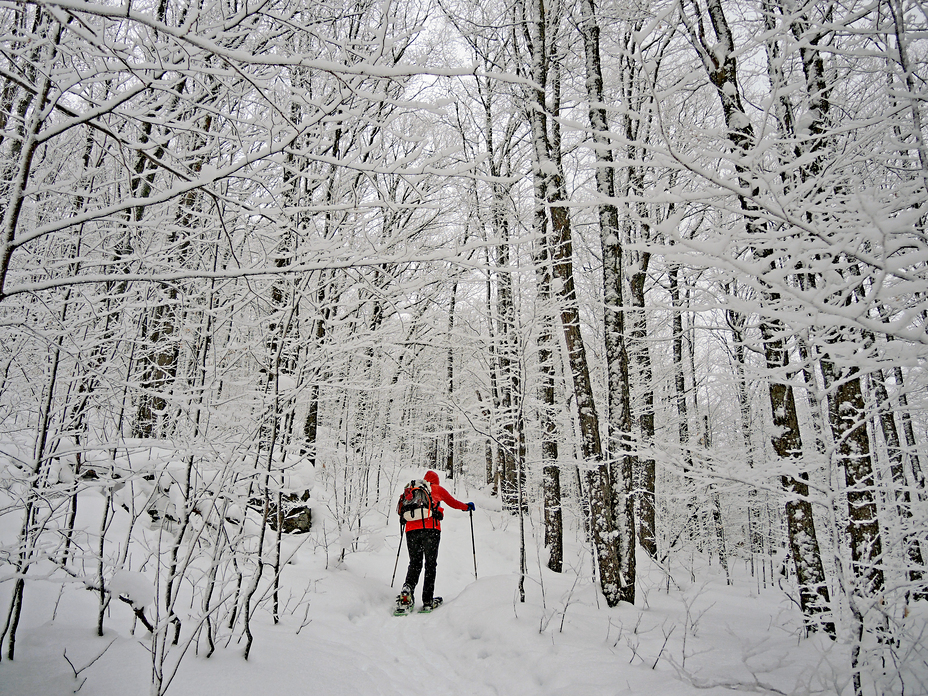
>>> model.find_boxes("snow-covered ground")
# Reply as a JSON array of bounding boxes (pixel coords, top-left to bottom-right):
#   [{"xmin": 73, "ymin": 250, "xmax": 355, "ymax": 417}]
[{"xmin": 0, "ymin": 472, "xmax": 916, "ymax": 696}]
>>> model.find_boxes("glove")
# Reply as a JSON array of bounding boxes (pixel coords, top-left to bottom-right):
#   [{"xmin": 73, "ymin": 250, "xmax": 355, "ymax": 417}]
[{"xmin": 467, "ymin": 502, "xmax": 476, "ymax": 511}]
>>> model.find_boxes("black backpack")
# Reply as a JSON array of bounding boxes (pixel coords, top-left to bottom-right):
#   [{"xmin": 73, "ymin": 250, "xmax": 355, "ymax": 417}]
[{"xmin": 397, "ymin": 479, "xmax": 438, "ymax": 523}]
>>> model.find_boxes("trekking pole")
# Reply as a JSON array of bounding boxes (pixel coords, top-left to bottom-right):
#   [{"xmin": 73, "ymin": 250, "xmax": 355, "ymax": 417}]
[
  {"xmin": 469, "ymin": 509, "xmax": 478, "ymax": 580},
  {"xmin": 391, "ymin": 523, "xmax": 405, "ymax": 587}
]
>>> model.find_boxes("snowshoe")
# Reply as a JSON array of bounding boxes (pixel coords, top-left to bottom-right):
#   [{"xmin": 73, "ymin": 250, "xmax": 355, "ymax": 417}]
[
  {"xmin": 418, "ymin": 597, "xmax": 443, "ymax": 613},
  {"xmin": 393, "ymin": 601, "xmax": 414, "ymax": 616}
]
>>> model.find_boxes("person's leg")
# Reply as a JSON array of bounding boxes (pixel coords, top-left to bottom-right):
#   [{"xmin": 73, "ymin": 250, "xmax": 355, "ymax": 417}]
[
  {"xmin": 421, "ymin": 529, "xmax": 441, "ymax": 605},
  {"xmin": 403, "ymin": 529, "xmax": 425, "ymax": 595}
]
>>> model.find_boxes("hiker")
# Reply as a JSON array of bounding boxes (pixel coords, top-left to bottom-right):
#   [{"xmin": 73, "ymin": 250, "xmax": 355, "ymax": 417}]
[{"xmin": 396, "ymin": 470, "xmax": 475, "ymax": 612}]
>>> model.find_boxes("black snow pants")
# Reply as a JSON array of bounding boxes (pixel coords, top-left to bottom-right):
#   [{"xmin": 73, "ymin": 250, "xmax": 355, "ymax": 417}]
[{"xmin": 403, "ymin": 527, "xmax": 441, "ymax": 604}]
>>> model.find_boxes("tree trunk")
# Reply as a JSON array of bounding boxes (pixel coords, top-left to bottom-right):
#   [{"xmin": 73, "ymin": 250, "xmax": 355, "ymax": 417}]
[
  {"xmin": 820, "ymin": 355, "xmax": 884, "ymax": 596},
  {"xmin": 681, "ymin": 0, "xmax": 834, "ymax": 634},
  {"xmin": 869, "ymin": 367, "xmax": 925, "ymax": 597},
  {"xmin": 668, "ymin": 261, "xmax": 696, "ymax": 549},
  {"xmin": 629, "ymin": 258, "xmax": 656, "ymax": 560},
  {"xmin": 445, "ymin": 276, "xmax": 458, "ymax": 479},
  {"xmin": 0, "ymin": 12, "xmax": 63, "ymax": 659},
  {"xmin": 519, "ymin": 0, "xmax": 624, "ymax": 605},
  {"xmin": 726, "ymin": 295, "xmax": 767, "ymax": 579},
  {"xmin": 579, "ymin": 0, "xmax": 635, "ymax": 603},
  {"xmin": 535, "ymin": 198, "xmax": 561, "ymax": 573},
  {"xmin": 784, "ymin": 0, "xmax": 886, "ymax": 601}
]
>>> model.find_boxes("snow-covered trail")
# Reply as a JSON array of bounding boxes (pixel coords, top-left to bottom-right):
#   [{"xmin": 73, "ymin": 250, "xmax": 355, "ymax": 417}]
[
  {"xmin": 1, "ymin": 489, "xmax": 856, "ymax": 696},
  {"xmin": 150, "ymin": 501, "xmax": 812, "ymax": 696}
]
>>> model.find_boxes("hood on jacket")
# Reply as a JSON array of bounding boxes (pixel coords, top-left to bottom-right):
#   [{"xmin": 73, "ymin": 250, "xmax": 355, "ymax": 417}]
[{"xmin": 424, "ymin": 470, "xmax": 440, "ymax": 485}]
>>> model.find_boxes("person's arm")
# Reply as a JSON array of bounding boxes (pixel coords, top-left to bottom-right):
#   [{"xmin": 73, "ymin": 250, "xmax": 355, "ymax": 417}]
[{"xmin": 434, "ymin": 485, "xmax": 470, "ymax": 512}]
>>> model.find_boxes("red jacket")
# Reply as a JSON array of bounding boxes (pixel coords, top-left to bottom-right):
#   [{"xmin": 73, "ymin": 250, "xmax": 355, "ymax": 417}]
[{"xmin": 403, "ymin": 470, "xmax": 468, "ymax": 532}]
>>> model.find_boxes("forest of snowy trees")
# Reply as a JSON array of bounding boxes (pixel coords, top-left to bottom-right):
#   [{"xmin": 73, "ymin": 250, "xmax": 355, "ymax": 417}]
[{"xmin": 0, "ymin": 0, "xmax": 926, "ymax": 692}]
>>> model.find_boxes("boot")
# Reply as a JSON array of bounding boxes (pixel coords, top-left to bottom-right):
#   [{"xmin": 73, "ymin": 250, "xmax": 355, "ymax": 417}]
[
  {"xmin": 397, "ymin": 585, "xmax": 413, "ymax": 606},
  {"xmin": 421, "ymin": 597, "xmax": 442, "ymax": 612}
]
